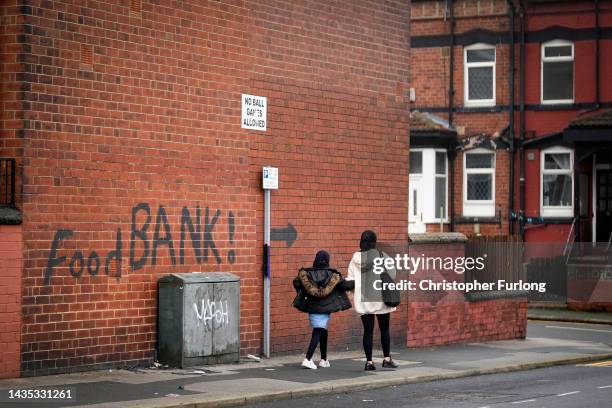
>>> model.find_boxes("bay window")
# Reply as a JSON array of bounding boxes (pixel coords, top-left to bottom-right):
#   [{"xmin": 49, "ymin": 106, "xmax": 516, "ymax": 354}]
[{"xmin": 409, "ymin": 149, "xmax": 448, "ymax": 223}]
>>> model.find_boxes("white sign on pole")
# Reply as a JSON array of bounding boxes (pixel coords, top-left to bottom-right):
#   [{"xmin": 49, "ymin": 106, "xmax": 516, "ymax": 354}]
[
  {"xmin": 241, "ymin": 94, "xmax": 267, "ymax": 131},
  {"xmin": 262, "ymin": 167, "xmax": 278, "ymax": 190}
]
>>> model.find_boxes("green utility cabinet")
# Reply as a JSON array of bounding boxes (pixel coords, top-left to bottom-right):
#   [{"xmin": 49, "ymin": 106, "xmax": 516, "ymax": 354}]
[{"xmin": 158, "ymin": 272, "xmax": 240, "ymax": 367}]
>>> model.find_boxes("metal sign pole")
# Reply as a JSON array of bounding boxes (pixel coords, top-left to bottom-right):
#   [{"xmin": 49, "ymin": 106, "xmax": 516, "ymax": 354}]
[
  {"xmin": 263, "ymin": 188, "xmax": 271, "ymax": 358},
  {"xmin": 262, "ymin": 166, "xmax": 277, "ymax": 359}
]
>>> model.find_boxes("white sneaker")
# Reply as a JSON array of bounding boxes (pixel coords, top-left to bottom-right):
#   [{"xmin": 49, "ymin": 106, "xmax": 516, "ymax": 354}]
[
  {"xmin": 319, "ymin": 359, "xmax": 330, "ymax": 368},
  {"xmin": 301, "ymin": 358, "xmax": 317, "ymax": 369}
]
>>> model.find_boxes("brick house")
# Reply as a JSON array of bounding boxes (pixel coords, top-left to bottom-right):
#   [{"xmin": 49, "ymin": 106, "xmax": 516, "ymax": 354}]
[
  {"xmin": 0, "ymin": 0, "xmax": 413, "ymax": 377},
  {"xmin": 0, "ymin": 0, "xmax": 531, "ymax": 379},
  {"xmin": 409, "ymin": 0, "xmax": 612, "ymax": 245}
]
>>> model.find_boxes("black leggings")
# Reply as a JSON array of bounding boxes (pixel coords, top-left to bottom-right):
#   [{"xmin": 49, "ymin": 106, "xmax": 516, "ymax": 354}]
[
  {"xmin": 361, "ymin": 313, "xmax": 390, "ymax": 361},
  {"xmin": 305, "ymin": 328, "xmax": 328, "ymax": 360}
]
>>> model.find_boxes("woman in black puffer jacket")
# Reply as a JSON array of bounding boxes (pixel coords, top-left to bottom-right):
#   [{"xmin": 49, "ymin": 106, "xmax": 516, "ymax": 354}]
[{"xmin": 293, "ymin": 250, "xmax": 353, "ymax": 369}]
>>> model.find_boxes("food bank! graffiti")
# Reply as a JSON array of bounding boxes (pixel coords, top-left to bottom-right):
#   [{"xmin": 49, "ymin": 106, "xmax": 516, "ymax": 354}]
[{"xmin": 44, "ymin": 203, "xmax": 236, "ymax": 285}]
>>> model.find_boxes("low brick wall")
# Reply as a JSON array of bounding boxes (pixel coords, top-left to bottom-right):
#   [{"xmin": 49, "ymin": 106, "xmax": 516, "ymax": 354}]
[
  {"xmin": 408, "ymin": 298, "xmax": 528, "ymax": 347},
  {"xmin": 406, "ymin": 233, "xmax": 528, "ymax": 348},
  {"xmin": 0, "ymin": 222, "xmax": 22, "ymax": 379},
  {"xmin": 567, "ymin": 264, "xmax": 612, "ymax": 312}
]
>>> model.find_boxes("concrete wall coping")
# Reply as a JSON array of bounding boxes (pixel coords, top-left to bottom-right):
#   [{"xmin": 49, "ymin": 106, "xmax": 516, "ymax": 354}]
[
  {"xmin": 409, "ymin": 232, "xmax": 468, "ymax": 244},
  {"xmin": 464, "ymin": 290, "xmax": 529, "ymax": 302}
]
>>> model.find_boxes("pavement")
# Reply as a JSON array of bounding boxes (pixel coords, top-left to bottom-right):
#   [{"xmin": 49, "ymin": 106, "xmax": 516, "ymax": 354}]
[
  {"xmin": 528, "ymin": 307, "xmax": 612, "ymax": 325},
  {"xmin": 1, "ymin": 321, "xmax": 611, "ymax": 408},
  {"xmin": 246, "ymin": 361, "xmax": 612, "ymax": 407}
]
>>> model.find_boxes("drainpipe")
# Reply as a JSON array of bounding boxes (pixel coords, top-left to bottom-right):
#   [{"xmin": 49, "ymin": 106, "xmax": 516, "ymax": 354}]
[
  {"xmin": 448, "ymin": 0, "xmax": 455, "ymax": 127},
  {"xmin": 519, "ymin": 1, "xmax": 526, "ymax": 240},
  {"xmin": 449, "ymin": 149, "xmax": 456, "ymax": 232},
  {"xmin": 447, "ymin": 0, "xmax": 456, "ymax": 232},
  {"xmin": 595, "ymin": 0, "xmax": 600, "ymax": 108},
  {"xmin": 507, "ymin": 0, "xmax": 516, "ymax": 235}
]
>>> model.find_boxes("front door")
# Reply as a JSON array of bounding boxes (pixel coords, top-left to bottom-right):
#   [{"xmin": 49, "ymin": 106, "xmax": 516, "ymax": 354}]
[
  {"xmin": 596, "ymin": 169, "xmax": 612, "ymax": 243},
  {"xmin": 409, "ymin": 177, "xmax": 425, "ymax": 233}
]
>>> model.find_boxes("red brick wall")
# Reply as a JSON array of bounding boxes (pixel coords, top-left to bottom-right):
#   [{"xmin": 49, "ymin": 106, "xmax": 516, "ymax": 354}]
[
  {"xmin": 410, "ymin": 1, "xmax": 512, "ymax": 236},
  {"xmin": 406, "ymin": 241, "xmax": 527, "ymax": 347},
  {"xmin": 408, "ymin": 298, "xmax": 527, "ymax": 347},
  {"xmin": 0, "ymin": 1, "xmax": 26, "ymax": 199},
  {"xmin": 252, "ymin": 0, "xmax": 411, "ymax": 356},
  {"xmin": 411, "ymin": 0, "xmax": 512, "ymax": 113},
  {"xmin": 568, "ymin": 301, "xmax": 612, "ymax": 313},
  {"xmin": 567, "ymin": 265, "xmax": 612, "ymax": 312},
  {"xmin": 7, "ymin": 0, "xmax": 410, "ymax": 376},
  {"xmin": 411, "ymin": 1, "xmax": 612, "ymax": 243},
  {"xmin": 0, "ymin": 224, "xmax": 22, "ymax": 379},
  {"xmin": 423, "ymin": 149, "xmax": 510, "ymax": 236}
]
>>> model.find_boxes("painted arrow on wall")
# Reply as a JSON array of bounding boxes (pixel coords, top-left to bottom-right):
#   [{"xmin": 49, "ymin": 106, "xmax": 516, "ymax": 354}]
[{"xmin": 271, "ymin": 223, "xmax": 297, "ymax": 247}]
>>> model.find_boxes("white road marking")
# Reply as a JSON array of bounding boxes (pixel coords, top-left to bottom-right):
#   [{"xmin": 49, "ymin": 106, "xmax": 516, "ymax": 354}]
[
  {"xmin": 556, "ymin": 391, "xmax": 580, "ymax": 397},
  {"xmin": 585, "ymin": 360, "xmax": 612, "ymax": 367},
  {"xmin": 598, "ymin": 384, "xmax": 612, "ymax": 389},
  {"xmin": 544, "ymin": 325, "xmax": 612, "ymax": 334},
  {"xmin": 511, "ymin": 399, "xmax": 536, "ymax": 404}
]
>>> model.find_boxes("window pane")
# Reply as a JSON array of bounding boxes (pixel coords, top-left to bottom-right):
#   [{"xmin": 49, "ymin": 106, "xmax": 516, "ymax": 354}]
[
  {"xmin": 544, "ymin": 45, "xmax": 572, "ymax": 58},
  {"xmin": 435, "ymin": 152, "xmax": 446, "ymax": 174},
  {"xmin": 543, "ymin": 61, "xmax": 573, "ymax": 101},
  {"xmin": 466, "ymin": 48, "xmax": 495, "ymax": 63},
  {"xmin": 467, "ymin": 174, "xmax": 492, "ymax": 200},
  {"xmin": 543, "ymin": 174, "xmax": 572, "ymax": 207},
  {"xmin": 468, "ymin": 67, "xmax": 493, "ymax": 100},
  {"xmin": 544, "ymin": 153, "xmax": 570, "ymax": 170},
  {"xmin": 466, "ymin": 153, "xmax": 494, "ymax": 169},
  {"xmin": 410, "ymin": 151, "xmax": 422, "ymax": 174},
  {"xmin": 435, "ymin": 177, "xmax": 446, "ymax": 218}
]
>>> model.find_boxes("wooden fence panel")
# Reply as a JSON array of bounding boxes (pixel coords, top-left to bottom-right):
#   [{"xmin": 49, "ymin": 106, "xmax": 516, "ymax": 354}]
[{"xmin": 465, "ymin": 235, "xmax": 524, "ymax": 285}]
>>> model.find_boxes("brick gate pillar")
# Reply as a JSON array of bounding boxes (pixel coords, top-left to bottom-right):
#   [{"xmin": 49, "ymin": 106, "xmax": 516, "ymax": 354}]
[{"xmin": 0, "ymin": 208, "xmax": 23, "ymax": 379}]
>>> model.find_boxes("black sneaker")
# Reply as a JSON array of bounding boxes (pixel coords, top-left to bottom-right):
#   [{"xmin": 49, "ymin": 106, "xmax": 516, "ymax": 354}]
[
  {"xmin": 364, "ymin": 362, "xmax": 376, "ymax": 371},
  {"xmin": 382, "ymin": 359, "xmax": 398, "ymax": 368}
]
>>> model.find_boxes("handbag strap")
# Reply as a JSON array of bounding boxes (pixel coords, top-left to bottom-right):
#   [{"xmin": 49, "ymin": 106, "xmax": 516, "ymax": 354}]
[{"xmin": 377, "ymin": 250, "xmax": 387, "ymax": 275}]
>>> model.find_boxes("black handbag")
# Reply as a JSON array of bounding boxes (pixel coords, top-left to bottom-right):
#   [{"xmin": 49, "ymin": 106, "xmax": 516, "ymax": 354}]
[{"xmin": 378, "ymin": 250, "xmax": 400, "ymax": 307}]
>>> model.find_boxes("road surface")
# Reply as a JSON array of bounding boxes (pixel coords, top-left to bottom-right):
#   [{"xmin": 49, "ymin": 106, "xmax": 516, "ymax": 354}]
[{"xmin": 247, "ymin": 320, "xmax": 612, "ymax": 408}]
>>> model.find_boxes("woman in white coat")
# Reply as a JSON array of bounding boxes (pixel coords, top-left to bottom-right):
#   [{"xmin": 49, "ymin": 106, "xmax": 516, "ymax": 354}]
[{"xmin": 346, "ymin": 230, "xmax": 399, "ymax": 371}]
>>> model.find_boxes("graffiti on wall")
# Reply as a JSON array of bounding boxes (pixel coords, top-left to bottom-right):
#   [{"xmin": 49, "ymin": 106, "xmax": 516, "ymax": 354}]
[
  {"xmin": 193, "ymin": 299, "xmax": 230, "ymax": 328},
  {"xmin": 44, "ymin": 203, "xmax": 236, "ymax": 285}
]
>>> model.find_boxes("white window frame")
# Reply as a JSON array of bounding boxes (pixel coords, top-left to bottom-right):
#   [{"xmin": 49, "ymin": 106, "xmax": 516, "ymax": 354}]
[
  {"xmin": 540, "ymin": 146, "xmax": 574, "ymax": 218},
  {"xmin": 410, "ymin": 148, "xmax": 448, "ymax": 223},
  {"xmin": 541, "ymin": 39, "xmax": 574, "ymax": 105},
  {"xmin": 463, "ymin": 148, "xmax": 496, "ymax": 217},
  {"xmin": 434, "ymin": 150, "xmax": 448, "ymax": 222},
  {"xmin": 464, "ymin": 43, "xmax": 496, "ymax": 107}
]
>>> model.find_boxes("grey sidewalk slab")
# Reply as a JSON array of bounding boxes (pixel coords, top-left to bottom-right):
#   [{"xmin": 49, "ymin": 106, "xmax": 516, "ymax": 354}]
[
  {"xmin": 1, "ymin": 333, "xmax": 612, "ymax": 408},
  {"xmin": 528, "ymin": 307, "xmax": 612, "ymax": 325}
]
